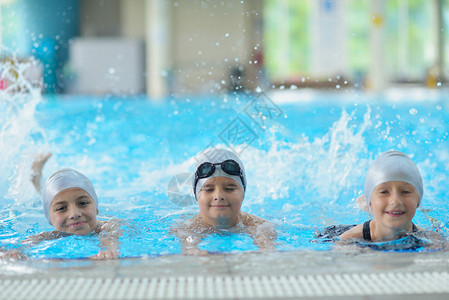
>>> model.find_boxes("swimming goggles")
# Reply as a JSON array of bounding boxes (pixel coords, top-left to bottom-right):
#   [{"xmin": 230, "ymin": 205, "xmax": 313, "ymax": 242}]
[{"xmin": 193, "ymin": 160, "xmax": 246, "ymax": 197}]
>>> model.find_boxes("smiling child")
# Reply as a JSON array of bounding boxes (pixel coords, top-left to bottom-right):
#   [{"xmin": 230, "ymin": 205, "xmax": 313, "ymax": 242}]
[
  {"xmin": 26, "ymin": 153, "xmax": 121, "ymax": 259},
  {"xmin": 340, "ymin": 150, "xmax": 440, "ymax": 243},
  {"xmin": 172, "ymin": 148, "xmax": 276, "ymax": 255}
]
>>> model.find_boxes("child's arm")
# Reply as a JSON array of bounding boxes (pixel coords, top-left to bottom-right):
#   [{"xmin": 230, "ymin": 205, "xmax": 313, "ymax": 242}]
[
  {"xmin": 90, "ymin": 219, "xmax": 122, "ymax": 260},
  {"xmin": 0, "ymin": 248, "xmax": 26, "ymax": 260},
  {"xmin": 23, "ymin": 230, "xmax": 68, "ymax": 246},
  {"xmin": 18, "ymin": 230, "xmax": 69, "ymax": 260},
  {"xmin": 31, "ymin": 152, "xmax": 52, "ymax": 193},
  {"xmin": 241, "ymin": 212, "xmax": 277, "ymax": 250},
  {"xmin": 170, "ymin": 216, "xmax": 209, "ymax": 256}
]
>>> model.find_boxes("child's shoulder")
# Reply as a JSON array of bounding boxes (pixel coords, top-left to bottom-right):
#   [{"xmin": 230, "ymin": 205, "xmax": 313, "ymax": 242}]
[
  {"xmin": 414, "ymin": 227, "xmax": 444, "ymax": 241},
  {"xmin": 170, "ymin": 214, "xmax": 204, "ymax": 234},
  {"xmin": 239, "ymin": 211, "xmax": 268, "ymax": 227},
  {"xmin": 339, "ymin": 223, "xmax": 364, "ymax": 240}
]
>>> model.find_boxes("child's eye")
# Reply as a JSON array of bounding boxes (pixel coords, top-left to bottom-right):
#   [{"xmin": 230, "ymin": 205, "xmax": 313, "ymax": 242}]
[
  {"xmin": 379, "ymin": 190, "xmax": 389, "ymax": 194},
  {"xmin": 79, "ymin": 201, "xmax": 90, "ymax": 206},
  {"xmin": 401, "ymin": 190, "xmax": 411, "ymax": 194},
  {"xmin": 225, "ymin": 187, "xmax": 236, "ymax": 192},
  {"xmin": 55, "ymin": 206, "xmax": 66, "ymax": 212},
  {"xmin": 203, "ymin": 188, "xmax": 213, "ymax": 192}
]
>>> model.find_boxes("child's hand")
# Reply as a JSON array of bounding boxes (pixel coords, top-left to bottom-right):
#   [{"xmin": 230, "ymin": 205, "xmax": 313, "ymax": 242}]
[
  {"xmin": 183, "ymin": 247, "xmax": 210, "ymax": 256},
  {"xmin": 89, "ymin": 249, "xmax": 119, "ymax": 260},
  {"xmin": 0, "ymin": 249, "xmax": 26, "ymax": 260}
]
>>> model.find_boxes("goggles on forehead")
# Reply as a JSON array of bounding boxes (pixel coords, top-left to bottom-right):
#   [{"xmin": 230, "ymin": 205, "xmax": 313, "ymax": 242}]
[{"xmin": 193, "ymin": 159, "xmax": 245, "ymax": 197}]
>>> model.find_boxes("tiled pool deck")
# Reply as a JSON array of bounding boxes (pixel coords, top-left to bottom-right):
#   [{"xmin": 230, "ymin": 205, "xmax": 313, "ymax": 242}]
[{"xmin": 1, "ymin": 250, "xmax": 449, "ymax": 299}]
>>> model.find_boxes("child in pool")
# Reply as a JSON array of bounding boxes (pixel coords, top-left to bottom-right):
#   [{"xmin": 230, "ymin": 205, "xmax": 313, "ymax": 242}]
[
  {"xmin": 26, "ymin": 153, "xmax": 121, "ymax": 259},
  {"xmin": 340, "ymin": 150, "xmax": 441, "ymax": 243},
  {"xmin": 172, "ymin": 148, "xmax": 277, "ymax": 255}
]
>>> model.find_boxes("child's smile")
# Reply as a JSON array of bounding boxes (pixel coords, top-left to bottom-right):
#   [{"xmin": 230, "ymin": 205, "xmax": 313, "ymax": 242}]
[{"xmin": 385, "ymin": 210, "xmax": 405, "ymax": 217}]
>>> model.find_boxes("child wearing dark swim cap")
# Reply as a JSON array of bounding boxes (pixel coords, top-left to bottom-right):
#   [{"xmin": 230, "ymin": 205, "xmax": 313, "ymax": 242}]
[
  {"xmin": 340, "ymin": 150, "xmax": 440, "ymax": 243},
  {"xmin": 25, "ymin": 153, "xmax": 122, "ymax": 259},
  {"xmin": 172, "ymin": 148, "xmax": 276, "ymax": 255}
]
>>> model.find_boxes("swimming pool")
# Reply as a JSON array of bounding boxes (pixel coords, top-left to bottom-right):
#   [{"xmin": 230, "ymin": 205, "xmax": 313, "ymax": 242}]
[{"xmin": 1, "ymin": 85, "xmax": 448, "ymax": 259}]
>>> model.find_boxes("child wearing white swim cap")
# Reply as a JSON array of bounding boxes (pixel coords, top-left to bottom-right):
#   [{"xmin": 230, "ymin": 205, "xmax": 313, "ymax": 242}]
[
  {"xmin": 25, "ymin": 153, "xmax": 122, "ymax": 260},
  {"xmin": 172, "ymin": 148, "xmax": 276, "ymax": 255},
  {"xmin": 340, "ymin": 150, "xmax": 439, "ymax": 242}
]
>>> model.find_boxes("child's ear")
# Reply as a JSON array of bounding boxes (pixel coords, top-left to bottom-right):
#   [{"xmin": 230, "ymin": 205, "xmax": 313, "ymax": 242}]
[{"xmin": 356, "ymin": 195, "xmax": 370, "ymax": 213}]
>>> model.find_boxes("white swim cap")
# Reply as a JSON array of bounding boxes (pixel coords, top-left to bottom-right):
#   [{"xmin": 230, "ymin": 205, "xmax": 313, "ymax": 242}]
[
  {"xmin": 42, "ymin": 168, "xmax": 98, "ymax": 224},
  {"xmin": 364, "ymin": 151, "xmax": 423, "ymax": 207},
  {"xmin": 193, "ymin": 148, "xmax": 246, "ymax": 199}
]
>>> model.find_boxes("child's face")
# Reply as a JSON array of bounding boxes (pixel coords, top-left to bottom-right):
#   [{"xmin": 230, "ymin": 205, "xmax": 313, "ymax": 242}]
[
  {"xmin": 49, "ymin": 187, "xmax": 98, "ymax": 236},
  {"xmin": 370, "ymin": 181, "xmax": 419, "ymax": 232},
  {"xmin": 197, "ymin": 176, "xmax": 244, "ymax": 227}
]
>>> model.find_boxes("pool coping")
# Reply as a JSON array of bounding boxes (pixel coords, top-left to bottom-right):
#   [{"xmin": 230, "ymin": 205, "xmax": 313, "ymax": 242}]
[
  {"xmin": 2, "ymin": 249, "xmax": 449, "ymax": 279},
  {"xmin": 0, "ymin": 250, "xmax": 449, "ymax": 299},
  {"xmin": 1, "ymin": 249, "xmax": 449, "ymax": 299}
]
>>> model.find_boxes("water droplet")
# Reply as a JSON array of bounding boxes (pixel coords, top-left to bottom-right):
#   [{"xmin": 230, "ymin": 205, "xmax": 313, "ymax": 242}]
[
  {"xmin": 225, "ymin": 33, "xmax": 230, "ymax": 37},
  {"xmin": 108, "ymin": 68, "xmax": 116, "ymax": 75},
  {"xmin": 409, "ymin": 108, "xmax": 418, "ymax": 115}
]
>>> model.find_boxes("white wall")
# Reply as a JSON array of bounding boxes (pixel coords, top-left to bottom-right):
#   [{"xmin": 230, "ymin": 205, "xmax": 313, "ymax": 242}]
[
  {"xmin": 76, "ymin": 0, "xmax": 263, "ymax": 96},
  {"xmin": 70, "ymin": 38, "xmax": 145, "ymax": 94}
]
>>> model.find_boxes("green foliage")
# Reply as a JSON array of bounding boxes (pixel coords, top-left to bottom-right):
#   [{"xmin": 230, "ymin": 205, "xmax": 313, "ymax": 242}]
[{"xmin": 263, "ymin": 0, "xmax": 446, "ymax": 83}]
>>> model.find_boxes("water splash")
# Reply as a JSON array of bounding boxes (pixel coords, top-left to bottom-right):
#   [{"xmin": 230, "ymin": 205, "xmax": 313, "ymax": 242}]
[
  {"xmin": 239, "ymin": 106, "xmax": 372, "ymax": 225},
  {"xmin": 147, "ymin": 106, "xmax": 373, "ymax": 223},
  {"xmin": 0, "ymin": 48, "xmax": 45, "ymax": 204}
]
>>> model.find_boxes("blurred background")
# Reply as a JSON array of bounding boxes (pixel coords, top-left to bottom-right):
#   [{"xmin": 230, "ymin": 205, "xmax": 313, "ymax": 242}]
[{"xmin": 0, "ymin": 0, "xmax": 447, "ymax": 98}]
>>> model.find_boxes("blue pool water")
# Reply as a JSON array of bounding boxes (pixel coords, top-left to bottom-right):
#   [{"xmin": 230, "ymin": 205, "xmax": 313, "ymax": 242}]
[{"xmin": 1, "ymin": 88, "xmax": 449, "ymax": 258}]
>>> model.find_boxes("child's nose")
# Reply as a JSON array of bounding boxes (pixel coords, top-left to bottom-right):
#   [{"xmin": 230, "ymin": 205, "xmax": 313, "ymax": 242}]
[
  {"xmin": 213, "ymin": 188, "xmax": 225, "ymax": 200},
  {"xmin": 68, "ymin": 206, "xmax": 82, "ymax": 219},
  {"xmin": 389, "ymin": 190, "xmax": 402, "ymax": 204}
]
